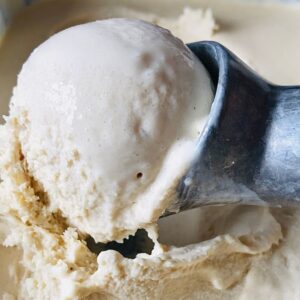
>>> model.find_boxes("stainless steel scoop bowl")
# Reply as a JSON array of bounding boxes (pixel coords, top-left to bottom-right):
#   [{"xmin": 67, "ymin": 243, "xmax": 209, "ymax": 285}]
[{"xmin": 167, "ymin": 41, "xmax": 300, "ymax": 214}]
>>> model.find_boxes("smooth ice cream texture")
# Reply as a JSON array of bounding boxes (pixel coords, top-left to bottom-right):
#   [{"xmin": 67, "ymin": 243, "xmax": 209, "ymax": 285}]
[{"xmin": 9, "ymin": 18, "xmax": 213, "ymax": 242}]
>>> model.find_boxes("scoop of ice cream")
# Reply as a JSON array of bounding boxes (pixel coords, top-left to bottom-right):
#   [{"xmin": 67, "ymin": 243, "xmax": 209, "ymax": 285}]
[{"xmin": 9, "ymin": 18, "xmax": 213, "ymax": 242}]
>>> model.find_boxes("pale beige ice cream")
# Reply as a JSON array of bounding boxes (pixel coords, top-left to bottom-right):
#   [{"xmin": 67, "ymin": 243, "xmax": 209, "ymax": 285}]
[
  {"xmin": 0, "ymin": 1, "xmax": 300, "ymax": 300},
  {"xmin": 8, "ymin": 18, "xmax": 213, "ymax": 243}
]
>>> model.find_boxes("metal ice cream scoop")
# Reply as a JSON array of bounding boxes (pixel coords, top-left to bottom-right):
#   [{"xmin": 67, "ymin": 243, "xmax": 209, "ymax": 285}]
[{"xmin": 167, "ymin": 41, "xmax": 300, "ymax": 214}]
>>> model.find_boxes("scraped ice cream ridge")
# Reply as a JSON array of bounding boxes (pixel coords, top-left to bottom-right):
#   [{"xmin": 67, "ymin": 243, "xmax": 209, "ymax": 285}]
[{"xmin": 0, "ymin": 1, "xmax": 300, "ymax": 299}]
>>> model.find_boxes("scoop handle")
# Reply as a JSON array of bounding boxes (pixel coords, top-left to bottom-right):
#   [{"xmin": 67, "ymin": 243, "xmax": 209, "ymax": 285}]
[
  {"xmin": 171, "ymin": 42, "xmax": 300, "ymax": 213},
  {"xmin": 257, "ymin": 85, "xmax": 300, "ymax": 205}
]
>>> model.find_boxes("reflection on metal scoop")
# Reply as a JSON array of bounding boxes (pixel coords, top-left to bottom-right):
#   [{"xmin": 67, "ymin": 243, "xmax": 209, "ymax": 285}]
[{"xmin": 167, "ymin": 41, "xmax": 300, "ymax": 215}]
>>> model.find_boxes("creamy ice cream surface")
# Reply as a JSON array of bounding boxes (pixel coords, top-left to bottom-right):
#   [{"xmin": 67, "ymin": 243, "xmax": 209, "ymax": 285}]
[
  {"xmin": 0, "ymin": 1, "xmax": 300, "ymax": 299},
  {"xmin": 8, "ymin": 18, "xmax": 213, "ymax": 243}
]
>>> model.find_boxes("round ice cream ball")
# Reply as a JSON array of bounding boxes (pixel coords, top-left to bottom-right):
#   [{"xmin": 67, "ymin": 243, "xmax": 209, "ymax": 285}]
[{"xmin": 10, "ymin": 19, "xmax": 214, "ymax": 242}]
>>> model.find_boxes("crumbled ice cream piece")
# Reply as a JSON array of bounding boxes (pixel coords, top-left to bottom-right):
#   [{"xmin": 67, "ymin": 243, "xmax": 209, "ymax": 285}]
[{"xmin": 158, "ymin": 7, "xmax": 218, "ymax": 43}]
